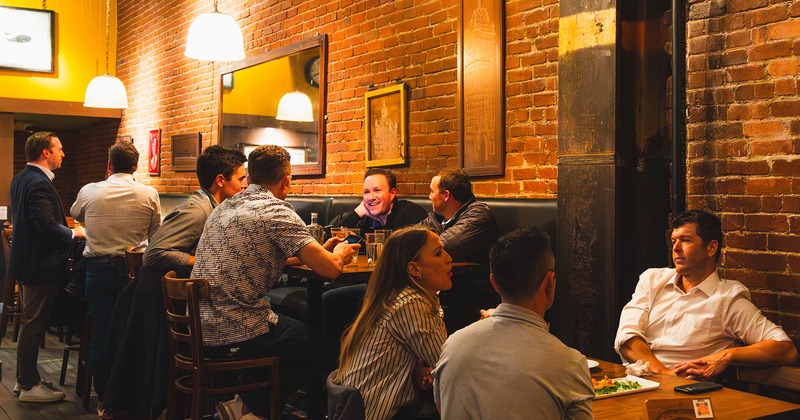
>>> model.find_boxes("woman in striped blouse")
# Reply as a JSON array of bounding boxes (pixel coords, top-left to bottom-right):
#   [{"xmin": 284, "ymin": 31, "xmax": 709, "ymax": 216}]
[{"xmin": 335, "ymin": 226, "xmax": 453, "ymax": 419}]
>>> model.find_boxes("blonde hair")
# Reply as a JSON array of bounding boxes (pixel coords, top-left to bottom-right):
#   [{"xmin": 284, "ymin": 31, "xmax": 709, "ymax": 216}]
[{"xmin": 336, "ymin": 226, "xmax": 440, "ymax": 379}]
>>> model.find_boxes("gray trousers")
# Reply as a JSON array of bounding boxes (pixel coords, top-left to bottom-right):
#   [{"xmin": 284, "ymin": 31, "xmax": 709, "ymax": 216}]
[{"xmin": 16, "ymin": 282, "xmax": 59, "ymax": 389}]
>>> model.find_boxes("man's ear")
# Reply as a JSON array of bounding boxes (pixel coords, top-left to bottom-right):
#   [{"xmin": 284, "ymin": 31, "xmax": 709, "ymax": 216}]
[
  {"xmin": 542, "ymin": 271, "xmax": 556, "ymax": 299},
  {"xmin": 282, "ymin": 174, "xmax": 292, "ymax": 189},
  {"xmin": 706, "ymin": 240, "xmax": 719, "ymax": 259},
  {"xmin": 443, "ymin": 189, "xmax": 452, "ymax": 202},
  {"xmin": 215, "ymin": 173, "xmax": 226, "ymax": 188},
  {"xmin": 489, "ymin": 273, "xmax": 500, "ymax": 294}
]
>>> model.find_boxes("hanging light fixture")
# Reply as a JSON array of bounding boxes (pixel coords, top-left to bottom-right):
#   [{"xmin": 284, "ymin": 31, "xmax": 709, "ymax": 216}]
[
  {"xmin": 185, "ymin": 0, "xmax": 245, "ymax": 62},
  {"xmin": 84, "ymin": 0, "xmax": 128, "ymax": 109},
  {"xmin": 276, "ymin": 91, "xmax": 314, "ymax": 122}
]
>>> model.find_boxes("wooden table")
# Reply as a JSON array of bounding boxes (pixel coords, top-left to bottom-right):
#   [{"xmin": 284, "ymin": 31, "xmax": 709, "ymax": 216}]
[
  {"xmin": 591, "ymin": 359, "xmax": 800, "ymax": 419},
  {"xmin": 283, "ymin": 261, "xmax": 481, "ymax": 328}
]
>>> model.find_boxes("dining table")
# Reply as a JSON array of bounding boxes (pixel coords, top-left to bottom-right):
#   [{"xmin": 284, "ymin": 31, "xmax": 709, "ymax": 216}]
[
  {"xmin": 283, "ymin": 260, "xmax": 481, "ymax": 328},
  {"xmin": 591, "ymin": 359, "xmax": 800, "ymax": 419}
]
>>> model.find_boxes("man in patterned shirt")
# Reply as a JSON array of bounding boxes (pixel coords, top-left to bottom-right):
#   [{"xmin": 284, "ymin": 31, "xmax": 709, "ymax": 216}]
[{"xmin": 191, "ymin": 145, "xmax": 359, "ymax": 418}]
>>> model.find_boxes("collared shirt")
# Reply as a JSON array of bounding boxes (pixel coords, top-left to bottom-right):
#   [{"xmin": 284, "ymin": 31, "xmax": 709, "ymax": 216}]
[
  {"xmin": 433, "ymin": 303, "xmax": 594, "ymax": 419},
  {"xmin": 192, "ymin": 184, "xmax": 314, "ymax": 346},
  {"xmin": 338, "ymin": 287, "xmax": 446, "ymax": 420},
  {"xmin": 615, "ymin": 268, "xmax": 792, "ymax": 368},
  {"xmin": 70, "ymin": 172, "xmax": 161, "ymax": 258},
  {"xmin": 27, "ymin": 162, "xmax": 54, "ymax": 181}
]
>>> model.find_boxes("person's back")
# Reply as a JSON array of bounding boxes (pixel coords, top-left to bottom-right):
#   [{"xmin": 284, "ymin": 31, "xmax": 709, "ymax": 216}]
[{"xmin": 435, "ymin": 304, "xmax": 592, "ymax": 419}]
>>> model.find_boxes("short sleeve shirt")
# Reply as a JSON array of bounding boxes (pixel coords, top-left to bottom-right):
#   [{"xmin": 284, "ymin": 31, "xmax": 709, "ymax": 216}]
[{"xmin": 191, "ymin": 184, "xmax": 314, "ymax": 346}]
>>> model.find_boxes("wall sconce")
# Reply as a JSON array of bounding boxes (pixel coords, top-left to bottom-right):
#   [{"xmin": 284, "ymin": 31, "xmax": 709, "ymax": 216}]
[
  {"xmin": 84, "ymin": 0, "xmax": 128, "ymax": 109},
  {"xmin": 185, "ymin": 0, "xmax": 244, "ymax": 62},
  {"xmin": 276, "ymin": 91, "xmax": 314, "ymax": 122}
]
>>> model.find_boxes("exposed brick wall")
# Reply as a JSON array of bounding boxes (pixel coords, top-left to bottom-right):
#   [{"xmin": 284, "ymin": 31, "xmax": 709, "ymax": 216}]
[
  {"xmin": 686, "ymin": 0, "xmax": 800, "ymax": 340},
  {"xmin": 116, "ymin": 0, "xmax": 559, "ymax": 198}
]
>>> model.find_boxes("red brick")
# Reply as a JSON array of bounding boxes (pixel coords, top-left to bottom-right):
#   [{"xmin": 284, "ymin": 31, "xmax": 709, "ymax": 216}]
[
  {"xmin": 726, "ymin": 64, "xmax": 765, "ymax": 82},
  {"xmin": 744, "ymin": 213, "xmax": 789, "ymax": 231},
  {"xmin": 725, "ymin": 232, "xmax": 768, "ymax": 249},
  {"xmin": 724, "ymin": 250, "xmax": 787, "ymax": 271},
  {"xmin": 769, "ymin": 234, "xmax": 800, "ymax": 252},
  {"xmin": 767, "ymin": 57, "xmax": 800, "ymax": 77}
]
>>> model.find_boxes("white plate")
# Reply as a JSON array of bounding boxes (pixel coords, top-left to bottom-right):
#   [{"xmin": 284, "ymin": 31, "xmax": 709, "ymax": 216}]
[
  {"xmin": 594, "ymin": 375, "xmax": 660, "ymax": 399},
  {"xmin": 587, "ymin": 359, "xmax": 599, "ymax": 369}
]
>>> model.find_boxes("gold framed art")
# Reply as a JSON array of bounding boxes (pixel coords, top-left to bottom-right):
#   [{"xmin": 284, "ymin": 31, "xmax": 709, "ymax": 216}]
[{"xmin": 365, "ymin": 83, "xmax": 407, "ymax": 168}]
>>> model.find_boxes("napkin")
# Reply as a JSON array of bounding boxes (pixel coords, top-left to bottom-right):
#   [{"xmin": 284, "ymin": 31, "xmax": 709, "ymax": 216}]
[{"xmin": 624, "ymin": 360, "xmax": 653, "ymax": 376}]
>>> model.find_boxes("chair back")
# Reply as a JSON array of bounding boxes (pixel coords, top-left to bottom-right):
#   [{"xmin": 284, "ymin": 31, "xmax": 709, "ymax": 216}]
[
  {"xmin": 125, "ymin": 245, "xmax": 146, "ymax": 282},
  {"xmin": 162, "ymin": 270, "xmax": 210, "ymax": 375},
  {"xmin": 2, "ymin": 226, "xmax": 11, "ymax": 270},
  {"xmin": 326, "ymin": 369, "xmax": 366, "ymax": 420},
  {"xmin": 737, "ymin": 365, "xmax": 800, "ymax": 398}
]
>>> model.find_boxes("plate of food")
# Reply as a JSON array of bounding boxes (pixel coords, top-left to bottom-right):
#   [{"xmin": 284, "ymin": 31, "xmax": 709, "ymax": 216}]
[
  {"xmin": 587, "ymin": 359, "xmax": 599, "ymax": 369},
  {"xmin": 593, "ymin": 375, "xmax": 659, "ymax": 399}
]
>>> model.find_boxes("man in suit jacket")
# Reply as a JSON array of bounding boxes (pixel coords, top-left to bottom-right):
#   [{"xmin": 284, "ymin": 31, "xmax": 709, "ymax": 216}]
[{"xmin": 8, "ymin": 132, "xmax": 85, "ymax": 403}]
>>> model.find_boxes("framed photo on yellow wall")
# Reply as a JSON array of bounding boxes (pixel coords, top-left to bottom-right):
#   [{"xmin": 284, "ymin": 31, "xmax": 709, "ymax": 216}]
[
  {"xmin": 365, "ymin": 83, "xmax": 407, "ymax": 168},
  {"xmin": 0, "ymin": 6, "xmax": 55, "ymax": 73}
]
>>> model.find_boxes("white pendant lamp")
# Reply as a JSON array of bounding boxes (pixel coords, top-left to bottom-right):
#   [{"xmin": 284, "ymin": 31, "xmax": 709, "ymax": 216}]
[
  {"xmin": 84, "ymin": 0, "xmax": 128, "ymax": 109},
  {"xmin": 276, "ymin": 91, "xmax": 314, "ymax": 122},
  {"xmin": 185, "ymin": 1, "xmax": 245, "ymax": 62}
]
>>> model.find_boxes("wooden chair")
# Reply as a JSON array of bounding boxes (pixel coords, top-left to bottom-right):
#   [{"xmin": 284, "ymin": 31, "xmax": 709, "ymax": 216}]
[
  {"xmin": 737, "ymin": 365, "xmax": 800, "ymax": 402},
  {"xmin": 162, "ymin": 271, "xmax": 281, "ymax": 420},
  {"xmin": 125, "ymin": 245, "xmax": 146, "ymax": 283},
  {"xmin": 0, "ymin": 226, "xmax": 22, "ymax": 345}
]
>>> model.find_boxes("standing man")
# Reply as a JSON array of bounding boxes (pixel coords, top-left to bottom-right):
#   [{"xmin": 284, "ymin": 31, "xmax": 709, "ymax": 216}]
[
  {"xmin": 420, "ymin": 168, "xmax": 499, "ymax": 333},
  {"xmin": 102, "ymin": 145, "xmax": 247, "ymax": 418},
  {"xmin": 9, "ymin": 132, "xmax": 86, "ymax": 402},
  {"xmin": 433, "ymin": 228, "xmax": 594, "ymax": 419},
  {"xmin": 192, "ymin": 145, "xmax": 359, "ymax": 418},
  {"xmin": 331, "ymin": 168, "xmax": 427, "ymax": 234},
  {"xmin": 70, "ymin": 141, "xmax": 161, "ymax": 408},
  {"xmin": 615, "ymin": 210, "xmax": 797, "ymax": 380}
]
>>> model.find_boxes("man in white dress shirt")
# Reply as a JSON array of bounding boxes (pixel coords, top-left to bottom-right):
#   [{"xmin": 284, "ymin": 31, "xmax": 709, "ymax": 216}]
[{"xmin": 615, "ymin": 210, "xmax": 797, "ymax": 380}]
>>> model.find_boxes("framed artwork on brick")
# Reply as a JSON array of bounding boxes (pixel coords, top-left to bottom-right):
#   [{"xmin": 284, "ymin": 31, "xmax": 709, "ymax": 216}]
[
  {"xmin": 148, "ymin": 129, "xmax": 160, "ymax": 175},
  {"xmin": 365, "ymin": 83, "xmax": 407, "ymax": 168},
  {"xmin": 172, "ymin": 133, "xmax": 200, "ymax": 172},
  {"xmin": 458, "ymin": 0, "xmax": 505, "ymax": 176},
  {"xmin": 0, "ymin": 6, "xmax": 55, "ymax": 73}
]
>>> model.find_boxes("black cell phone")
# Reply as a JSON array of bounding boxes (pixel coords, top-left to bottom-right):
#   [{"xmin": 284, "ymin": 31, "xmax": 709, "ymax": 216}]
[
  {"xmin": 674, "ymin": 382, "xmax": 723, "ymax": 394},
  {"xmin": 344, "ymin": 234, "xmax": 362, "ymax": 244}
]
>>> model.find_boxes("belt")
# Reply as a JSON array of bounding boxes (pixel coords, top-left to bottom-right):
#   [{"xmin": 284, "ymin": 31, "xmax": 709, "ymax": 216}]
[{"xmin": 86, "ymin": 256, "xmax": 125, "ymax": 263}]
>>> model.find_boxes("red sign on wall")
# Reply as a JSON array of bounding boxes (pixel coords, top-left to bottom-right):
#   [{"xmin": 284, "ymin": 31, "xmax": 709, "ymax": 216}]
[{"xmin": 148, "ymin": 129, "xmax": 160, "ymax": 175}]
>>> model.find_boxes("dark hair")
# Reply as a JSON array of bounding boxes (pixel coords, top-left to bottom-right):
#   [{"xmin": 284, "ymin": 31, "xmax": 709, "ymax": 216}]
[
  {"xmin": 671, "ymin": 210, "xmax": 723, "ymax": 262},
  {"xmin": 109, "ymin": 141, "xmax": 139, "ymax": 173},
  {"xmin": 490, "ymin": 227, "xmax": 555, "ymax": 298},
  {"xmin": 25, "ymin": 131, "xmax": 57, "ymax": 161},
  {"xmin": 435, "ymin": 168, "xmax": 474, "ymax": 202},
  {"xmin": 337, "ymin": 226, "xmax": 438, "ymax": 380},
  {"xmin": 196, "ymin": 145, "xmax": 247, "ymax": 189},
  {"xmin": 248, "ymin": 145, "xmax": 290, "ymax": 185},
  {"xmin": 364, "ymin": 168, "xmax": 397, "ymax": 190}
]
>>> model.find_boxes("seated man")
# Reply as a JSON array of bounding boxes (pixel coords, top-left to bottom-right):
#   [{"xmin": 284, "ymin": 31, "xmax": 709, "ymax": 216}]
[
  {"xmin": 192, "ymin": 145, "xmax": 359, "ymax": 418},
  {"xmin": 102, "ymin": 145, "xmax": 247, "ymax": 418},
  {"xmin": 419, "ymin": 168, "xmax": 499, "ymax": 333},
  {"xmin": 433, "ymin": 228, "xmax": 594, "ymax": 419},
  {"xmin": 330, "ymin": 167, "xmax": 426, "ymax": 234},
  {"xmin": 615, "ymin": 210, "xmax": 797, "ymax": 380}
]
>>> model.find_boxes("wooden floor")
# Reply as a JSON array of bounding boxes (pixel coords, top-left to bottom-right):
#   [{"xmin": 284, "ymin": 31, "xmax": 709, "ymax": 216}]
[{"xmin": 0, "ymin": 330, "xmax": 100, "ymax": 420}]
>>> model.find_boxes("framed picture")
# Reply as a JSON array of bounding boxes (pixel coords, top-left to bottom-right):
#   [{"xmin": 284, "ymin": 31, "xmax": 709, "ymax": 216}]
[
  {"xmin": 148, "ymin": 129, "xmax": 160, "ymax": 175},
  {"xmin": 365, "ymin": 83, "xmax": 407, "ymax": 167},
  {"xmin": 0, "ymin": 6, "xmax": 55, "ymax": 73},
  {"xmin": 458, "ymin": 0, "xmax": 505, "ymax": 176},
  {"xmin": 172, "ymin": 133, "xmax": 201, "ymax": 172},
  {"xmin": 238, "ymin": 143, "xmax": 308, "ymax": 168}
]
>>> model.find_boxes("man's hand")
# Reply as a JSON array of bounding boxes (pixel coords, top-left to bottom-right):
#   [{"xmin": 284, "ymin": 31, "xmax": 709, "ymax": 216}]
[
  {"xmin": 354, "ymin": 202, "xmax": 368, "ymax": 218},
  {"xmin": 413, "ymin": 359, "xmax": 433, "ymax": 390},
  {"xmin": 323, "ymin": 236, "xmax": 343, "ymax": 252},
  {"xmin": 479, "ymin": 308, "xmax": 495, "ymax": 320},
  {"xmin": 673, "ymin": 350, "xmax": 732, "ymax": 380},
  {"xmin": 72, "ymin": 225, "xmax": 86, "ymax": 239},
  {"xmin": 333, "ymin": 242, "xmax": 360, "ymax": 265}
]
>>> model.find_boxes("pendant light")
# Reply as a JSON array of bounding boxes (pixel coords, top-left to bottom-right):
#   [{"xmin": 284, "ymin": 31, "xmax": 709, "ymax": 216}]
[
  {"xmin": 276, "ymin": 91, "xmax": 314, "ymax": 122},
  {"xmin": 185, "ymin": 0, "xmax": 245, "ymax": 62},
  {"xmin": 84, "ymin": 0, "xmax": 128, "ymax": 109}
]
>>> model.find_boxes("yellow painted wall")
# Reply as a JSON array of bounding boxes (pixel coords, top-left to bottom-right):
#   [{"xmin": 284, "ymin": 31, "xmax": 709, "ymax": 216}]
[
  {"xmin": 222, "ymin": 56, "xmax": 294, "ymax": 116},
  {"xmin": 0, "ymin": 0, "xmax": 115, "ymax": 102}
]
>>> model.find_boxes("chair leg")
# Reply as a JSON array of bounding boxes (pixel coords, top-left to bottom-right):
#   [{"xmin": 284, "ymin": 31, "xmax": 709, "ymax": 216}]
[
  {"xmin": 271, "ymin": 363, "xmax": 281, "ymax": 420},
  {"xmin": 60, "ymin": 346, "xmax": 70, "ymax": 386}
]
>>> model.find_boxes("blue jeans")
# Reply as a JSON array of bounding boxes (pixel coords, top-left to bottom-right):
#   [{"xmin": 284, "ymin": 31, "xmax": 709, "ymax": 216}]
[
  {"xmin": 206, "ymin": 314, "xmax": 323, "ymax": 418},
  {"xmin": 85, "ymin": 259, "xmax": 129, "ymax": 402}
]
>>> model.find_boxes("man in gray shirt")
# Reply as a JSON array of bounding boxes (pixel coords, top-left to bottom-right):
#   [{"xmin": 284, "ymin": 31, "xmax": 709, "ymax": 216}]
[{"xmin": 433, "ymin": 228, "xmax": 594, "ymax": 419}]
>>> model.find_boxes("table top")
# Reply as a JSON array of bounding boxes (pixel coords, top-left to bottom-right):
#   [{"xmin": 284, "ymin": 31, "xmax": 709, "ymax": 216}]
[
  {"xmin": 284, "ymin": 261, "xmax": 481, "ymax": 286},
  {"xmin": 591, "ymin": 359, "xmax": 800, "ymax": 419}
]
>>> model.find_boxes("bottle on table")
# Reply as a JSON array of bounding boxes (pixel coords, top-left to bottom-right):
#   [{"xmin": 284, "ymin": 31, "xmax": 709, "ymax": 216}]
[{"xmin": 308, "ymin": 212, "xmax": 324, "ymax": 245}]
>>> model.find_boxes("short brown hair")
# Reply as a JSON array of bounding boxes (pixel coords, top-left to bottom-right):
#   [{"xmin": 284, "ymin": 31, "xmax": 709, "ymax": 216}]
[
  {"xmin": 435, "ymin": 168, "xmax": 474, "ymax": 202},
  {"xmin": 25, "ymin": 131, "xmax": 57, "ymax": 162},
  {"xmin": 248, "ymin": 145, "xmax": 290, "ymax": 185},
  {"xmin": 109, "ymin": 141, "xmax": 139, "ymax": 173}
]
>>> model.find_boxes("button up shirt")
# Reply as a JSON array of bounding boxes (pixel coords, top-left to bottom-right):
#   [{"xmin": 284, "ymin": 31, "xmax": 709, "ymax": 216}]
[
  {"xmin": 192, "ymin": 184, "xmax": 315, "ymax": 346},
  {"xmin": 615, "ymin": 268, "xmax": 792, "ymax": 368}
]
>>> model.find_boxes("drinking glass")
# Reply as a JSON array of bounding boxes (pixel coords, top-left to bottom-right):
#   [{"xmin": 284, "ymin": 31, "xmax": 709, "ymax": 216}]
[
  {"xmin": 331, "ymin": 227, "xmax": 348, "ymax": 240},
  {"xmin": 365, "ymin": 233, "xmax": 383, "ymax": 266}
]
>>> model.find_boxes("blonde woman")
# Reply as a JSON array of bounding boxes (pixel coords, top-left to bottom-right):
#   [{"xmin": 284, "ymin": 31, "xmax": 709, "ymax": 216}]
[{"xmin": 335, "ymin": 226, "xmax": 452, "ymax": 419}]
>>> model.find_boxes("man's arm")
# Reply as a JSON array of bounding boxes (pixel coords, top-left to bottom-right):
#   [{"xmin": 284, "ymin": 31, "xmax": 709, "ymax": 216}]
[
  {"xmin": 619, "ymin": 336, "xmax": 672, "ymax": 374},
  {"xmin": 674, "ymin": 340, "xmax": 798, "ymax": 380},
  {"xmin": 295, "ymin": 241, "xmax": 358, "ymax": 280},
  {"xmin": 438, "ymin": 203, "xmax": 496, "ymax": 261}
]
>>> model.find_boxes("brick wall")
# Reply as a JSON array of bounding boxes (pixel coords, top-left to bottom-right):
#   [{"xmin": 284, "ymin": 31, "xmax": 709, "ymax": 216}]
[
  {"xmin": 116, "ymin": 0, "xmax": 559, "ymax": 198},
  {"xmin": 686, "ymin": 0, "xmax": 800, "ymax": 338}
]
